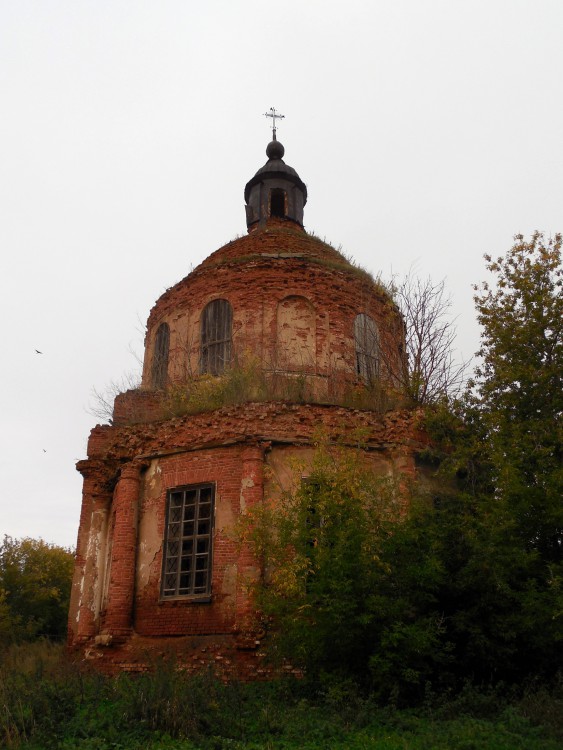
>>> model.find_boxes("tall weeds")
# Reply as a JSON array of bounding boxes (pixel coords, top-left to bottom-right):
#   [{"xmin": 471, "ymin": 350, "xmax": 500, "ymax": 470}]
[
  {"xmin": 0, "ymin": 640, "xmax": 82, "ymax": 747},
  {"xmin": 159, "ymin": 356, "xmax": 404, "ymax": 421},
  {"xmin": 2, "ymin": 642, "xmax": 560, "ymax": 748}
]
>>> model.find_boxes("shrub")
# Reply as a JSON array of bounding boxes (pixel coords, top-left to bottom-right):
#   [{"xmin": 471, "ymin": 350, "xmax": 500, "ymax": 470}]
[{"xmin": 237, "ymin": 437, "xmax": 403, "ymax": 680}]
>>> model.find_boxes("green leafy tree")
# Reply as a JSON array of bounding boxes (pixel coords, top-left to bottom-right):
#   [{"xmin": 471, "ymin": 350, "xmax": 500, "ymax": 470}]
[
  {"xmin": 471, "ymin": 232, "xmax": 562, "ymax": 559},
  {"xmin": 239, "ymin": 440, "xmax": 404, "ymax": 678},
  {"xmin": 417, "ymin": 233, "xmax": 563, "ymax": 686},
  {"xmin": 239, "ymin": 442, "xmax": 459, "ymax": 697},
  {"xmin": 462, "ymin": 232, "xmax": 563, "ymax": 679},
  {"xmin": 240, "ymin": 236, "xmax": 562, "ymax": 696},
  {"xmin": 0, "ymin": 536, "xmax": 74, "ymax": 642}
]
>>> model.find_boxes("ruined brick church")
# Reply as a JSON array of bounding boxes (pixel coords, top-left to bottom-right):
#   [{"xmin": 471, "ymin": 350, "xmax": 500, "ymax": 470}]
[{"xmin": 68, "ymin": 124, "xmax": 424, "ymax": 674}]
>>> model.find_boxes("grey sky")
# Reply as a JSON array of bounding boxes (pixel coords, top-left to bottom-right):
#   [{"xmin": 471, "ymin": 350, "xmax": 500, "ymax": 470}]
[{"xmin": 1, "ymin": 0, "xmax": 561, "ymax": 548}]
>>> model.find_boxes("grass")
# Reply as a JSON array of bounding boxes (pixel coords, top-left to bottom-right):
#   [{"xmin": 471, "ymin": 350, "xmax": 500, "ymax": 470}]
[
  {"xmin": 159, "ymin": 357, "xmax": 404, "ymax": 420},
  {"xmin": 209, "ymin": 225, "xmax": 390, "ymax": 292},
  {"xmin": 1, "ymin": 642, "xmax": 562, "ymax": 750}
]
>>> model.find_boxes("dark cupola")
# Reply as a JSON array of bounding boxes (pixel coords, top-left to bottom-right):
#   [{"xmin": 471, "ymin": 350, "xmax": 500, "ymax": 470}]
[{"xmin": 244, "ymin": 136, "xmax": 307, "ymax": 231}]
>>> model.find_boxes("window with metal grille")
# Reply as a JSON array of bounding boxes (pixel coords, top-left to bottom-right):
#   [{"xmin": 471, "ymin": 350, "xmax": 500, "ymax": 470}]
[
  {"xmin": 161, "ymin": 484, "xmax": 214, "ymax": 599},
  {"xmin": 354, "ymin": 313, "xmax": 379, "ymax": 383},
  {"xmin": 200, "ymin": 299, "xmax": 232, "ymax": 375},
  {"xmin": 151, "ymin": 322, "xmax": 170, "ymax": 389}
]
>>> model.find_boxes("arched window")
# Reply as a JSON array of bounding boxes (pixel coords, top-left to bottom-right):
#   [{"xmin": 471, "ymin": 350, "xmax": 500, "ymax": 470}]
[
  {"xmin": 151, "ymin": 322, "xmax": 170, "ymax": 389},
  {"xmin": 200, "ymin": 299, "xmax": 232, "ymax": 375},
  {"xmin": 270, "ymin": 188, "xmax": 286, "ymax": 218},
  {"xmin": 354, "ymin": 313, "xmax": 379, "ymax": 383}
]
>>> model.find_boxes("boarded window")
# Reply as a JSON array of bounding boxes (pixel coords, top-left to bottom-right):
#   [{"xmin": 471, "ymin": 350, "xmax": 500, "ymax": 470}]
[
  {"xmin": 161, "ymin": 484, "xmax": 215, "ymax": 599},
  {"xmin": 276, "ymin": 295, "xmax": 316, "ymax": 371},
  {"xmin": 200, "ymin": 299, "xmax": 232, "ymax": 375},
  {"xmin": 151, "ymin": 322, "xmax": 170, "ymax": 389},
  {"xmin": 354, "ymin": 313, "xmax": 379, "ymax": 383}
]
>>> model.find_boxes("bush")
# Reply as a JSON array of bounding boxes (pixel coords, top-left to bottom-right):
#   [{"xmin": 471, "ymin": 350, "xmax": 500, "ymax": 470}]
[
  {"xmin": 237, "ymin": 437, "xmax": 404, "ymax": 680},
  {"xmin": 1, "ymin": 643, "xmax": 562, "ymax": 749}
]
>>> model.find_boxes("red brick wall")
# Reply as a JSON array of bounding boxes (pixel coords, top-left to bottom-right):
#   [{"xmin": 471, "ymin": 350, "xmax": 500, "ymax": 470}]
[
  {"xmin": 72, "ymin": 405, "xmax": 425, "ymax": 626},
  {"xmin": 141, "ymin": 224, "xmax": 404, "ymax": 390},
  {"xmin": 113, "ymin": 389, "xmax": 162, "ymax": 426},
  {"xmin": 70, "ymin": 400, "xmax": 426, "ymax": 673},
  {"xmin": 87, "ymin": 402, "xmax": 425, "ymax": 464},
  {"xmin": 133, "ymin": 447, "xmax": 248, "ymax": 637},
  {"xmin": 69, "ymin": 220, "xmax": 422, "ymax": 673}
]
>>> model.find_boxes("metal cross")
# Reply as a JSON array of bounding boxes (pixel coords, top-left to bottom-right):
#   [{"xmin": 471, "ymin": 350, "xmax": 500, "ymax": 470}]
[{"xmin": 264, "ymin": 107, "xmax": 285, "ymax": 139}]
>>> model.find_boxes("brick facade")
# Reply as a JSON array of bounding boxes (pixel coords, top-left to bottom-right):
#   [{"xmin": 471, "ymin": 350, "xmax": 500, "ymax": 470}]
[
  {"xmin": 140, "ymin": 222, "xmax": 405, "ymax": 397},
  {"xmin": 68, "ymin": 142, "xmax": 423, "ymax": 675}
]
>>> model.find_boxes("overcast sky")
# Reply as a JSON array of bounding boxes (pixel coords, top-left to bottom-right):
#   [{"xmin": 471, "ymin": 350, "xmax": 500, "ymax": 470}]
[{"xmin": 1, "ymin": 0, "xmax": 561, "ymax": 549}]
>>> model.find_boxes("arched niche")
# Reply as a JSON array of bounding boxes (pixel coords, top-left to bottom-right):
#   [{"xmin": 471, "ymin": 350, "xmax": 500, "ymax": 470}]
[{"xmin": 276, "ymin": 295, "xmax": 316, "ymax": 372}]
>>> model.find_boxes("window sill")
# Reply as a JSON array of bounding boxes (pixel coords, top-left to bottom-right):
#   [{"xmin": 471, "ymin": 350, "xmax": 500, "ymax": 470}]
[{"xmin": 158, "ymin": 594, "xmax": 212, "ymax": 605}]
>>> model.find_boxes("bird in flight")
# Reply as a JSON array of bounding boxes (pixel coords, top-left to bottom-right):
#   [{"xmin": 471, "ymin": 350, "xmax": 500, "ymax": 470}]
[{"xmin": 35, "ymin": 349, "xmax": 43, "ymax": 354}]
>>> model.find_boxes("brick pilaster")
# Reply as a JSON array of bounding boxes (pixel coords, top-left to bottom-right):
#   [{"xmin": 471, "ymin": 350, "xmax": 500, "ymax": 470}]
[
  {"xmin": 102, "ymin": 462, "xmax": 142, "ymax": 637},
  {"xmin": 235, "ymin": 444, "xmax": 265, "ymax": 632},
  {"xmin": 69, "ymin": 460, "xmax": 114, "ymax": 644}
]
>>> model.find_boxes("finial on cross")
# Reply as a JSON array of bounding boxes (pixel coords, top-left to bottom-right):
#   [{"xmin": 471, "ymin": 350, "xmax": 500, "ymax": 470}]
[{"xmin": 264, "ymin": 107, "xmax": 285, "ymax": 140}]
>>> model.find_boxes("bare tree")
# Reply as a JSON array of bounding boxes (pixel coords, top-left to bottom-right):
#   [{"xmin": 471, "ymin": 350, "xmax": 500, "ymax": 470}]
[
  {"xmin": 88, "ymin": 370, "xmax": 142, "ymax": 424},
  {"xmin": 391, "ymin": 273, "xmax": 468, "ymax": 405}
]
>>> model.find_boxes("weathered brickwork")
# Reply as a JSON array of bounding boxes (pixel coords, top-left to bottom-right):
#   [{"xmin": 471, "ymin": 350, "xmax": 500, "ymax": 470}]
[
  {"xmin": 141, "ymin": 222, "xmax": 405, "ymax": 393},
  {"xmin": 69, "ymin": 143, "xmax": 424, "ymax": 675},
  {"xmin": 69, "ymin": 400, "xmax": 425, "ymax": 672},
  {"xmin": 134, "ymin": 447, "xmax": 246, "ymax": 637}
]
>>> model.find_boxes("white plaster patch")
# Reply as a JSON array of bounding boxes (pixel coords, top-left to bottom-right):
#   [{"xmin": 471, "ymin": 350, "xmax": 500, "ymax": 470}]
[
  {"xmin": 76, "ymin": 577, "xmax": 84, "ymax": 622},
  {"xmin": 136, "ymin": 506, "xmax": 162, "ymax": 589},
  {"xmin": 239, "ymin": 476, "xmax": 254, "ymax": 513},
  {"xmin": 144, "ymin": 460, "xmax": 162, "ymax": 492}
]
